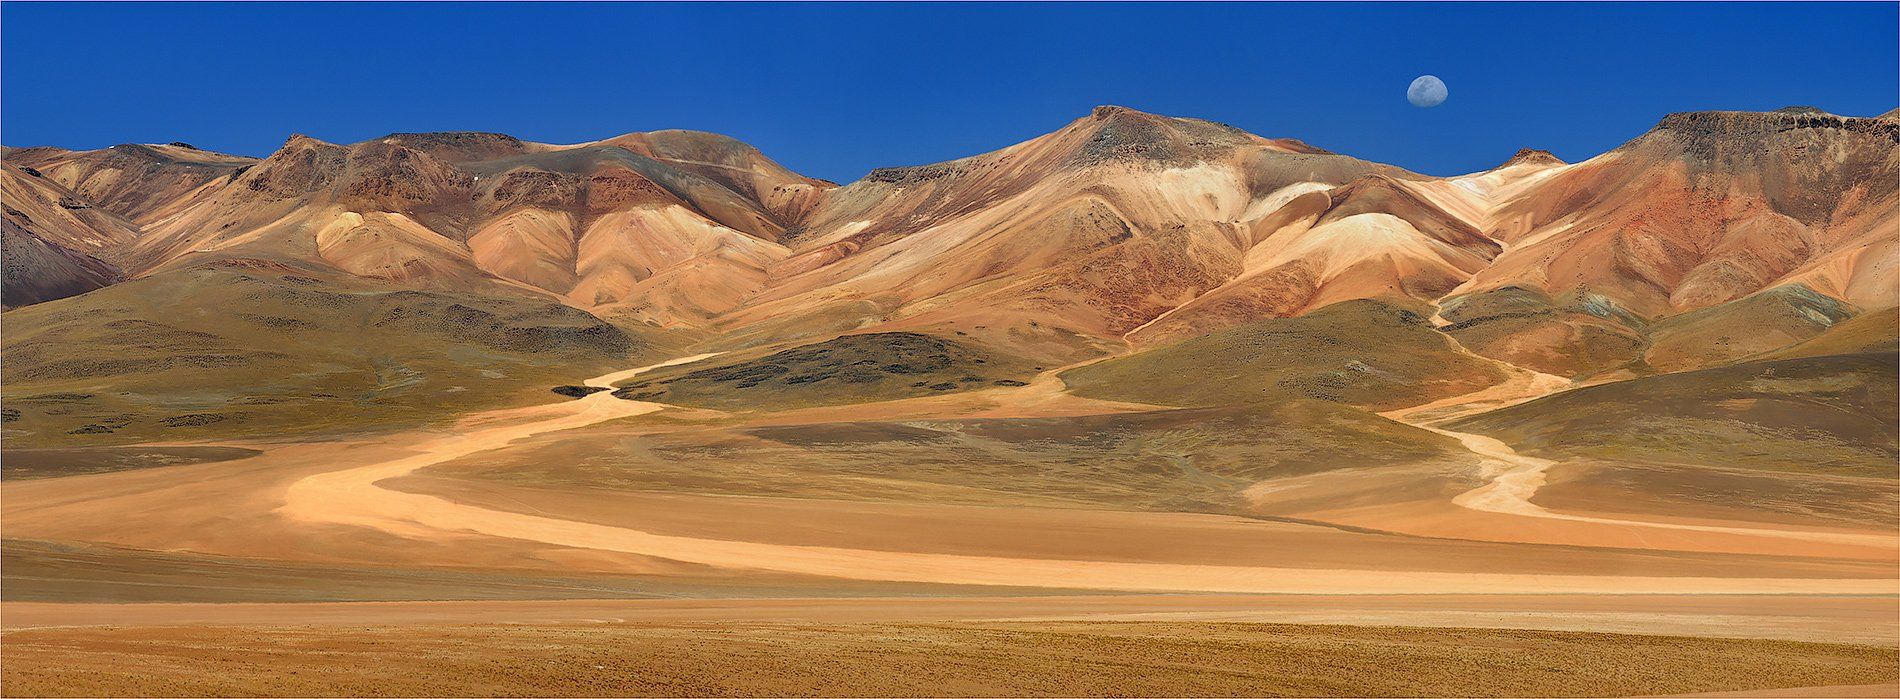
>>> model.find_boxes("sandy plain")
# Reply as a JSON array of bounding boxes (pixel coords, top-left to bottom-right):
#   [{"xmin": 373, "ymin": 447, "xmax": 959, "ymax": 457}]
[{"xmin": 4, "ymin": 355, "xmax": 1897, "ymax": 696}]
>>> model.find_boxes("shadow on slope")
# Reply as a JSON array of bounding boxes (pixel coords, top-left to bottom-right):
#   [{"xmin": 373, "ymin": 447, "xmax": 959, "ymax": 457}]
[{"xmin": 610, "ymin": 332, "xmax": 1039, "ymax": 411}]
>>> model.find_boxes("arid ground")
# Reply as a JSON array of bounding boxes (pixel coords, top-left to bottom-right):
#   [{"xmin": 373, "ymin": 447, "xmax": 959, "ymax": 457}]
[{"xmin": 5, "ymin": 353, "xmax": 1898, "ymax": 697}]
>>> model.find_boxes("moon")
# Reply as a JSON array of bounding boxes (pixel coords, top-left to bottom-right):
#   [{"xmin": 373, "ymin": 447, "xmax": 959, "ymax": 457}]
[{"xmin": 1407, "ymin": 75, "xmax": 1448, "ymax": 108}]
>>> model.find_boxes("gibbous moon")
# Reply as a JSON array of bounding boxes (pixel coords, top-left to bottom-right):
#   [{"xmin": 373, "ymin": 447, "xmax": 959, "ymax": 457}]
[{"xmin": 1407, "ymin": 75, "xmax": 1448, "ymax": 108}]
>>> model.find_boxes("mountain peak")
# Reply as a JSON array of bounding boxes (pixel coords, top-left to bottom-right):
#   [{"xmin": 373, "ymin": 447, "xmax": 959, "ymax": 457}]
[
  {"xmin": 604, "ymin": 129, "xmax": 774, "ymax": 163},
  {"xmin": 76, "ymin": 142, "xmax": 255, "ymax": 169},
  {"xmin": 282, "ymin": 133, "xmax": 339, "ymax": 150},
  {"xmin": 371, "ymin": 131, "xmax": 529, "ymax": 162},
  {"xmin": 104, "ymin": 143, "xmax": 191, "ymax": 161},
  {"xmin": 1089, "ymin": 104, "xmax": 1148, "ymax": 120},
  {"xmin": 1499, "ymin": 148, "xmax": 1564, "ymax": 168},
  {"xmin": 1061, "ymin": 105, "xmax": 1261, "ymax": 167},
  {"xmin": 640, "ymin": 128, "xmax": 750, "ymax": 144}
]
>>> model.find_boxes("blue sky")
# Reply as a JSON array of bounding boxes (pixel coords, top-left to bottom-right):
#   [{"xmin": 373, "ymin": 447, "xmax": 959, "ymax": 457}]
[{"xmin": 4, "ymin": 2, "xmax": 1894, "ymax": 181}]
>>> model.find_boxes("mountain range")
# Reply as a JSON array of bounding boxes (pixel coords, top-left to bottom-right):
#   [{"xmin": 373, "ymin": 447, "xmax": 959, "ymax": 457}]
[{"xmin": 2, "ymin": 104, "xmax": 1895, "ymax": 449}]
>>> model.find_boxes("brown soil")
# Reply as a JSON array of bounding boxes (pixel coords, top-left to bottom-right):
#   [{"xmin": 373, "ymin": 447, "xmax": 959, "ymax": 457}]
[{"xmin": 4, "ymin": 621, "xmax": 1895, "ymax": 698}]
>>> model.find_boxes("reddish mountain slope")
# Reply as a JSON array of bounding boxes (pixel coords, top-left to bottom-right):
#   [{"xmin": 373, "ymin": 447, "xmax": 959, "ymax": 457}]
[
  {"xmin": 2, "ymin": 143, "xmax": 256, "ymax": 224},
  {"xmin": 0, "ymin": 163, "xmax": 135, "ymax": 307},
  {"xmin": 717, "ymin": 106, "xmax": 1434, "ymax": 357},
  {"xmin": 1127, "ymin": 174, "xmax": 1503, "ymax": 346},
  {"xmin": 98, "ymin": 131, "xmax": 830, "ymax": 328},
  {"xmin": 1457, "ymin": 109, "xmax": 1898, "ymax": 316}
]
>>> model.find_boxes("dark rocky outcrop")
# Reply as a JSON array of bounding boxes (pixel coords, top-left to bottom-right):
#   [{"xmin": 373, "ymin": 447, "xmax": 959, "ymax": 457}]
[
  {"xmin": 864, "ymin": 161, "xmax": 969, "ymax": 185},
  {"xmin": 608, "ymin": 332, "xmax": 1035, "ymax": 409},
  {"xmin": 1649, "ymin": 110, "xmax": 1900, "ymax": 158}
]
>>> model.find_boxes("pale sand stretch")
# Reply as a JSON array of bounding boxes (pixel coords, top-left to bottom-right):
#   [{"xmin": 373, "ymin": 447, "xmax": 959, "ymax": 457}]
[{"xmin": 278, "ymin": 355, "xmax": 1896, "ymax": 596}]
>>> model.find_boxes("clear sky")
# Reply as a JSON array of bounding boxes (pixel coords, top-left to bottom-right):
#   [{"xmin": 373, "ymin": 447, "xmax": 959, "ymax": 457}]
[{"xmin": 4, "ymin": 2, "xmax": 1895, "ymax": 182}]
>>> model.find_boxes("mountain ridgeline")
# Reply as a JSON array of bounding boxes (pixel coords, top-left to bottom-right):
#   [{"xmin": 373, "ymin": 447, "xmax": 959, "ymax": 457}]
[{"xmin": 2, "ymin": 105, "xmax": 1894, "ymax": 453}]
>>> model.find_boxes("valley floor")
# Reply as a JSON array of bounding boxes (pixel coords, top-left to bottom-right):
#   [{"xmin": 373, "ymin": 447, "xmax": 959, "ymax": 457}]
[{"xmin": 3, "ymin": 355, "xmax": 1897, "ymax": 696}]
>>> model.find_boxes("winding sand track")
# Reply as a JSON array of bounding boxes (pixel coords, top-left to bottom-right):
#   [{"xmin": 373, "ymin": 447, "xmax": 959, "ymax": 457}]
[
  {"xmin": 276, "ymin": 356, "xmax": 1896, "ymax": 596},
  {"xmin": 1379, "ymin": 358, "xmax": 1896, "ymax": 549},
  {"xmin": 1438, "ymin": 427, "xmax": 1895, "ymax": 548}
]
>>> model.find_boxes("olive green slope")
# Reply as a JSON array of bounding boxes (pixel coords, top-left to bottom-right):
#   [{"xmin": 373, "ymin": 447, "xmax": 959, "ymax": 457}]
[
  {"xmin": 1640, "ymin": 284, "xmax": 1855, "ymax": 373},
  {"xmin": 429, "ymin": 400, "xmax": 1462, "ymax": 514},
  {"xmin": 1448, "ymin": 353, "xmax": 1898, "ymax": 477},
  {"xmin": 1435, "ymin": 286, "xmax": 1646, "ymax": 378},
  {"xmin": 1, "ymin": 259, "xmax": 641, "ymax": 447},
  {"xmin": 1437, "ymin": 284, "xmax": 1872, "ymax": 379},
  {"xmin": 1754, "ymin": 306, "xmax": 1899, "ymax": 361},
  {"xmin": 1060, "ymin": 300, "xmax": 1507, "ymax": 411}
]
